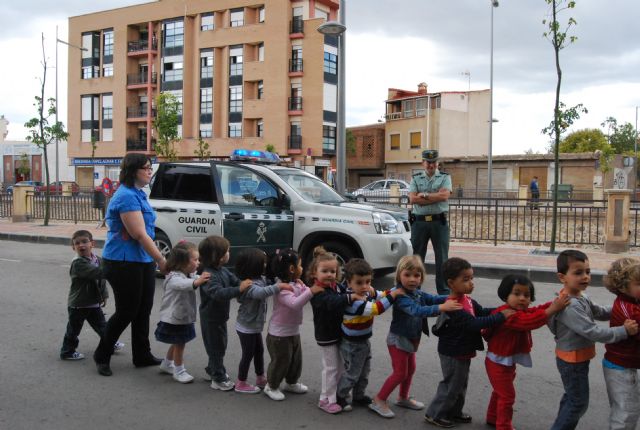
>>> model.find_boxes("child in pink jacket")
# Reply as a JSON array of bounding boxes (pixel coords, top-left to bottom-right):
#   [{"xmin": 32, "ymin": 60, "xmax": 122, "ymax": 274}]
[{"xmin": 263, "ymin": 249, "xmax": 323, "ymax": 401}]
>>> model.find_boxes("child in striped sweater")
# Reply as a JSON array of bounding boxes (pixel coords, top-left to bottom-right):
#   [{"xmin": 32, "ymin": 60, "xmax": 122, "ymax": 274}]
[{"xmin": 336, "ymin": 258, "xmax": 404, "ymax": 412}]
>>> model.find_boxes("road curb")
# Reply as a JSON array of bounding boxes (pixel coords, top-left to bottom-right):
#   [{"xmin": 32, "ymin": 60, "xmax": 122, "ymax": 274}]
[
  {"xmin": 0, "ymin": 233, "xmax": 105, "ymax": 248},
  {"xmin": 424, "ymin": 262, "xmax": 606, "ymax": 287}
]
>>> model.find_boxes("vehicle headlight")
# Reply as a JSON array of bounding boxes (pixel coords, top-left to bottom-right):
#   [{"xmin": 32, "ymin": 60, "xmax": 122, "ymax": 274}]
[{"xmin": 372, "ymin": 211, "xmax": 401, "ymax": 234}]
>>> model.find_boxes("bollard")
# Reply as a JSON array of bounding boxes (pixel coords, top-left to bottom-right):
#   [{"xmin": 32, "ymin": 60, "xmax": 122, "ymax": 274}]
[
  {"xmin": 604, "ymin": 189, "xmax": 631, "ymax": 253},
  {"xmin": 12, "ymin": 185, "xmax": 34, "ymax": 222}
]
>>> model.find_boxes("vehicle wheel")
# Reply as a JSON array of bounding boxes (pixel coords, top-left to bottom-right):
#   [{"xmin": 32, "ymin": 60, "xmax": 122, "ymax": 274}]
[
  {"xmin": 400, "ymin": 195, "xmax": 409, "ymax": 205},
  {"xmin": 154, "ymin": 231, "xmax": 172, "ymax": 259},
  {"xmin": 356, "ymin": 195, "xmax": 366, "ymax": 203}
]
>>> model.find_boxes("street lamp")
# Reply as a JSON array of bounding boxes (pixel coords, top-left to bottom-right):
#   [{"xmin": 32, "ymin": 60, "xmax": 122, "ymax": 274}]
[
  {"xmin": 317, "ymin": 4, "xmax": 347, "ymax": 195},
  {"xmin": 488, "ymin": 0, "xmax": 498, "ymax": 199},
  {"xmin": 55, "ymin": 25, "xmax": 87, "ymax": 185}
]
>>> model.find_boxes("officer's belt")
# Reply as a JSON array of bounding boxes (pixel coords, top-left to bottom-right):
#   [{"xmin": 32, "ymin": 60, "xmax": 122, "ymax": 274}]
[{"xmin": 414, "ymin": 213, "xmax": 446, "ymax": 222}]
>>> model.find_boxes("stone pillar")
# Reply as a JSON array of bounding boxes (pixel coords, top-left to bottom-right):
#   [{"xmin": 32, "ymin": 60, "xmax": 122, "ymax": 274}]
[
  {"xmin": 62, "ymin": 183, "xmax": 72, "ymax": 197},
  {"xmin": 12, "ymin": 185, "xmax": 34, "ymax": 222},
  {"xmin": 604, "ymin": 189, "xmax": 631, "ymax": 253},
  {"xmin": 518, "ymin": 185, "xmax": 528, "ymax": 206},
  {"xmin": 389, "ymin": 183, "xmax": 400, "ymax": 205}
]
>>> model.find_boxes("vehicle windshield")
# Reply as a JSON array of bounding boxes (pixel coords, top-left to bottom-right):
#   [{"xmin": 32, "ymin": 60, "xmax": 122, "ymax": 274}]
[{"xmin": 275, "ymin": 169, "xmax": 345, "ymax": 203}]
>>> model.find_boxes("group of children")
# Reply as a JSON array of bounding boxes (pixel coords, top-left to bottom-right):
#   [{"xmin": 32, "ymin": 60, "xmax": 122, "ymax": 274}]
[{"xmin": 61, "ymin": 229, "xmax": 640, "ymax": 430}]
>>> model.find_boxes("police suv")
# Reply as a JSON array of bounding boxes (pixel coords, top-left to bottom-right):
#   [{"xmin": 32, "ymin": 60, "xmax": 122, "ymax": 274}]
[{"xmin": 149, "ymin": 150, "xmax": 412, "ymax": 275}]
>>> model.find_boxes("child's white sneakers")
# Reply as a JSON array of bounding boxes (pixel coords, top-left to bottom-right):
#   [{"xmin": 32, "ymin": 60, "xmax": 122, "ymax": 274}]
[
  {"xmin": 158, "ymin": 359, "xmax": 174, "ymax": 375},
  {"xmin": 283, "ymin": 382, "xmax": 308, "ymax": 394},
  {"xmin": 264, "ymin": 385, "xmax": 285, "ymax": 401},
  {"xmin": 173, "ymin": 368, "xmax": 194, "ymax": 384}
]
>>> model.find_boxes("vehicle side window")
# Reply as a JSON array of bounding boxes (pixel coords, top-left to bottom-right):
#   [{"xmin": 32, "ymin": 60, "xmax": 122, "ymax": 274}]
[
  {"xmin": 215, "ymin": 165, "xmax": 278, "ymax": 207},
  {"xmin": 150, "ymin": 165, "xmax": 216, "ymax": 202},
  {"xmin": 371, "ymin": 181, "xmax": 385, "ymax": 190}
]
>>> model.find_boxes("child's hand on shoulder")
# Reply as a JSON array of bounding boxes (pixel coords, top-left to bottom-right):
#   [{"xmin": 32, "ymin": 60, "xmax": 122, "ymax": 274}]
[
  {"xmin": 548, "ymin": 295, "xmax": 571, "ymax": 314},
  {"xmin": 439, "ymin": 299, "xmax": 462, "ymax": 312},
  {"xmin": 239, "ymin": 279, "xmax": 252, "ymax": 292},
  {"xmin": 278, "ymin": 282, "xmax": 294, "ymax": 292},
  {"xmin": 193, "ymin": 272, "xmax": 211, "ymax": 288},
  {"xmin": 390, "ymin": 287, "xmax": 405, "ymax": 298},
  {"xmin": 623, "ymin": 319, "xmax": 639, "ymax": 336},
  {"xmin": 501, "ymin": 308, "xmax": 516, "ymax": 319},
  {"xmin": 350, "ymin": 293, "xmax": 366, "ymax": 302},
  {"xmin": 310, "ymin": 284, "xmax": 325, "ymax": 295}
]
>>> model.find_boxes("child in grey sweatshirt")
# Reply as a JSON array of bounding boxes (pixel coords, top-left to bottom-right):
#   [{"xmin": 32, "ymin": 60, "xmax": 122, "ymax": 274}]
[
  {"xmin": 233, "ymin": 248, "xmax": 292, "ymax": 393},
  {"xmin": 547, "ymin": 250, "xmax": 638, "ymax": 430}
]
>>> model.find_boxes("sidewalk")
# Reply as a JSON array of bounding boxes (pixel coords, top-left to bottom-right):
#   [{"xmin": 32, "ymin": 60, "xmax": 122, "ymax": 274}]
[{"xmin": 2, "ymin": 218, "xmax": 638, "ymax": 285}]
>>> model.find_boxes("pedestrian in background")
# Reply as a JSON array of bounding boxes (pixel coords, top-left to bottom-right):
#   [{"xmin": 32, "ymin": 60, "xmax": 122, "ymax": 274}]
[
  {"xmin": 529, "ymin": 176, "xmax": 540, "ymax": 209},
  {"xmin": 409, "ymin": 149, "xmax": 452, "ymax": 295}
]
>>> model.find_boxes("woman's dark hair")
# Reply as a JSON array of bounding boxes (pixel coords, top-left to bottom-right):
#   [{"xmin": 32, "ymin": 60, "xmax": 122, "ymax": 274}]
[
  {"xmin": 497, "ymin": 274, "xmax": 536, "ymax": 302},
  {"xmin": 166, "ymin": 241, "xmax": 197, "ymax": 273},
  {"xmin": 235, "ymin": 248, "xmax": 267, "ymax": 280},
  {"xmin": 119, "ymin": 153, "xmax": 151, "ymax": 187},
  {"xmin": 269, "ymin": 248, "xmax": 300, "ymax": 282},
  {"xmin": 198, "ymin": 235, "xmax": 229, "ymax": 269}
]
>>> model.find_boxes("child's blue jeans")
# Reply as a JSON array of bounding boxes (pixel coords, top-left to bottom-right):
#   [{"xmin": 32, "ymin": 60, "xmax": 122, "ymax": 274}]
[{"xmin": 551, "ymin": 357, "xmax": 590, "ymax": 430}]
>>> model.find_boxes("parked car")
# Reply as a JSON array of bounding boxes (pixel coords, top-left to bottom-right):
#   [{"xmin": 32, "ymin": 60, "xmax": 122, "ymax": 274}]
[
  {"xmin": 41, "ymin": 181, "xmax": 80, "ymax": 195},
  {"xmin": 353, "ymin": 179, "xmax": 411, "ymax": 204},
  {"xmin": 6, "ymin": 181, "xmax": 44, "ymax": 195}
]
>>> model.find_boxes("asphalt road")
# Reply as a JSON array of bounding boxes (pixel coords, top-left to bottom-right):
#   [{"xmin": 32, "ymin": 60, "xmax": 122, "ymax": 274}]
[{"xmin": 0, "ymin": 241, "xmax": 616, "ymax": 430}]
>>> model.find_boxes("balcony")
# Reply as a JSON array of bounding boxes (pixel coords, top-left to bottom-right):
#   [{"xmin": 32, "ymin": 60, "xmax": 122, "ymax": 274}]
[
  {"xmin": 288, "ymin": 96, "xmax": 303, "ymax": 114},
  {"xmin": 127, "ymin": 39, "xmax": 158, "ymax": 55},
  {"xmin": 290, "ymin": 18, "xmax": 304, "ymax": 37},
  {"xmin": 127, "ymin": 72, "xmax": 157, "ymax": 87},
  {"xmin": 126, "ymin": 138, "xmax": 156, "ymax": 152},
  {"xmin": 126, "ymin": 107, "xmax": 155, "ymax": 121},
  {"xmin": 288, "ymin": 135, "xmax": 302, "ymax": 154},
  {"xmin": 289, "ymin": 59, "xmax": 303, "ymax": 76}
]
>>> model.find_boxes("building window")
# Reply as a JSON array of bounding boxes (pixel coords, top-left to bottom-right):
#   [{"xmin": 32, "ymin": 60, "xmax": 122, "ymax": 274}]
[
  {"xmin": 324, "ymin": 52, "xmax": 337, "ymax": 74},
  {"xmin": 81, "ymin": 95, "xmax": 99, "ymax": 142},
  {"xmin": 229, "ymin": 45, "xmax": 243, "ymax": 76},
  {"xmin": 103, "ymin": 30, "xmax": 113, "ymax": 57},
  {"xmin": 81, "ymin": 31, "xmax": 100, "ymax": 79},
  {"xmin": 163, "ymin": 60, "xmax": 183, "ymax": 82},
  {"xmin": 229, "ymin": 86, "xmax": 243, "ymax": 113},
  {"xmin": 200, "ymin": 123, "xmax": 212, "ymax": 138},
  {"xmin": 200, "ymin": 88, "xmax": 212, "ymax": 114},
  {"xmin": 323, "ymin": 125, "xmax": 336, "ymax": 152},
  {"xmin": 257, "ymin": 80, "xmax": 263, "ymax": 99},
  {"xmin": 403, "ymin": 100, "xmax": 415, "ymax": 118},
  {"xmin": 200, "ymin": 50, "xmax": 213, "ymax": 78},
  {"xmin": 257, "ymin": 120, "xmax": 264, "ymax": 137},
  {"xmin": 410, "ymin": 131, "xmax": 421, "ymax": 148},
  {"xmin": 164, "ymin": 90, "xmax": 183, "ymax": 116},
  {"xmin": 229, "ymin": 123, "xmax": 242, "ymax": 137},
  {"xmin": 102, "ymin": 94, "xmax": 113, "ymax": 121},
  {"xmin": 82, "ymin": 66, "xmax": 100, "ymax": 79},
  {"xmin": 103, "ymin": 64, "xmax": 113, "ymax": 77},
  {"xmin": 258, "ymin": 43, "xmax": 264, "ymax": 62},
  {"xmin": 417, "ymin": 98, "xmax": 427, "ymax": 116},
  {"xmin": 201, "ymin": 13, "xmax": 214, "ymax": 31},
  {"xmin": 390, "ymin": 134, "xmax": 400, "ymax": 150},
  {"xmin": 163, "ymin": 20, "xmax": 184, "ymax": 48},
  {"xmin": 259, "ymin": 6, "xmax": 265, "ymax": 23},
  {"xmin": 315, "ymin": 8, "xmax": 329, "ymax": 20},
  {"xmin": 230, "ymin": 8, "xmax": 244, "ymax": 27}
]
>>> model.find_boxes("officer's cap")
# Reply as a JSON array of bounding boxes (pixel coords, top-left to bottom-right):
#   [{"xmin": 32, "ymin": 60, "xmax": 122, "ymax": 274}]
[{"xmin": 422, "ymin": 150, "xmax": 439, "ymax": 161}]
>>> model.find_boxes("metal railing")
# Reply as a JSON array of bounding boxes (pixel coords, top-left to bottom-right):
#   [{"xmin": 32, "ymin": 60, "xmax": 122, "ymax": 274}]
[
  {"xmin": 127, "ymin": 138, "xmax": 156, "ymax": 151},
  {"xmin": 288, "ymin": 96, "xmax": 303, "ymax": 111},
  {"xmin": 0, "ymin": 193, "xmax": 12, "ymax": 217},
  {"xmin": 127, "ymin": 107, "xmax": 155, "ymax": 119},
  {"xmin": 631, "ymin": 206, "xmax": 640, "ymax": 247},
  {"xmin": 290, "ymin": 17, "xmax": 304, "ymax": 34},
  {"xmin": 289, "ymin": 58, "xmax": 303, "ymax": 73},
  {"xmin": 26, "ymin": 192, "xmax": 102, "ymax": 222},
  {"xmin": 288, "ymin": 135, "xmax": 302, "ymax": 150},
  {"xmin": 127, "ymin": 72, "xmax": 157, "ymax": 85},
  {"xmin": 127, "ymin": 39, "xmax": 157, "ymax": 53}
]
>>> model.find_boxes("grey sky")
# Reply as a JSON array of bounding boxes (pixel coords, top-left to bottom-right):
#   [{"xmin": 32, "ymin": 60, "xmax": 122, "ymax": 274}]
[{"xmin": 1, "ymin": 0, "xmax": 638, "ymax": 154}]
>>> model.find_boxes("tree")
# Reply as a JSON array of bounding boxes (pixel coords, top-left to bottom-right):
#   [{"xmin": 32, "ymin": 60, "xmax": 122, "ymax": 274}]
[
  {"xmin": 195, "ymin": 137, "xmax": 211, "ymax": 160},
  {"xmin": 17, "ymin": 153, "xmax": 31, "ymax": 178},
  {"xmin": 541, "ymin": 0, "xmax": 580, "ymax": 253},
  {"xmin": 265, "ymin": 144, "xmax": 276, "ymax": 153},
  {"xmin": 601, "ymin": 117, "xmax": 637, "ymax": 154},
  {"xmin": 559, "ymin": 128, "xmax": 608, "ymax": 153},
  {"xmin": 153, "ymin": 92, "xmax": 180, "ymax": 160},
  {"xmin": 24, "ymin": 33, "xmax": 69, "ymax": 226},
  {"xmin": 346, "ymin": 129, "xmax": 356, "ymax": 156}
]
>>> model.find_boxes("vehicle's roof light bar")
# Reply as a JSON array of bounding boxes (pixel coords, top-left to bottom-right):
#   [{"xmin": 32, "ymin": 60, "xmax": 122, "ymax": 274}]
[{"xmin": 230, "ymin": 149, "xmax": 281, "ymax": 164}]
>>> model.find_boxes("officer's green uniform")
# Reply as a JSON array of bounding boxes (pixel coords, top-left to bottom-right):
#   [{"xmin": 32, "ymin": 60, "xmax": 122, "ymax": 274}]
[{"xmin": 410, "ymin": 150, "xmax": 452, "ymax": 294}]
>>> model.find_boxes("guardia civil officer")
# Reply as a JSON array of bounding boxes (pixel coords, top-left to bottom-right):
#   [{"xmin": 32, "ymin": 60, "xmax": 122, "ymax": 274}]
[{"xmin": 408, "ymin": 150, "xmax": 452, "ymax": 294}]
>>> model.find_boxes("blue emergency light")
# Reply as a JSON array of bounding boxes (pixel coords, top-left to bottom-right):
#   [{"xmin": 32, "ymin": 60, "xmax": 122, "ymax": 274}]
[{"xmin": 230, "ymin": 149, "xmax": 281, "ymax": 164}]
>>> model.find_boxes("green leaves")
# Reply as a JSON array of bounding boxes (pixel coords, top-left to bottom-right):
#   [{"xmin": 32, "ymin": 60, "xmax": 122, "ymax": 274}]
[{"xmin": 153, "ymin": 92, "xmax": 181, "ymax": 161}]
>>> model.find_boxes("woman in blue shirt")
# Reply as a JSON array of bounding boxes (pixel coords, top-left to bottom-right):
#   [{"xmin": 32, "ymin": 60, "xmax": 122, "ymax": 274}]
[{"xmin": 94, "ymin": 154, "xmax": 167, "ymax": 376}]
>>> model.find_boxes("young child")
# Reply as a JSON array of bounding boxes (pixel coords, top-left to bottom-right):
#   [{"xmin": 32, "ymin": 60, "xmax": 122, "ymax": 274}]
[
  {"xmin": 198, "ymin": 236, "xmax": 251, "ymax": 391},
  {"xmin": 337, "ymin": 258, "xmax": 404, "ymax": 412},
  {"xmin": 548, "ymin": 250, "xmax": 638, "ymax": 430},
  {"xmin": 264, "ymin": 248, "xmax": 323, "ymax": 401},
  {"xmin": 60, "ymin": 230, "xmax": 124, "ymax": 360},
  {"xmin": 155, "ymin": 242, "xmax": 211, "ymax": 383},
  {"xmin": 425, "ymin": 257, "xmax": 514, "ymax": 428},
  {"xmin": 482, "ymin": 274, "xmax": 570, "ymax": 430},
  {"xmin": 370, "ymin": 255, "xmax": 462, "ymax": 419},
  {"xmin": 233, "ymin": 248, "xmax": 292, "ymax": 394},
  {"xmin": 309, "ymin": 246, "xmax": 364, "ymax": 414},
  {"xmin": 602, "ymin": 258, "xmax": 640, "ymax": 430}
]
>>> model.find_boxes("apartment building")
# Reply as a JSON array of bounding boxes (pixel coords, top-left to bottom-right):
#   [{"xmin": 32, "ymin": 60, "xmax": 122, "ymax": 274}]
[
  {"xmin": 383, "ymin": 82, "xmax": 490, "ymax": 182},
  {"xmin": 67, "ymin": 0, "xmax": 340, "ymax": 188}
]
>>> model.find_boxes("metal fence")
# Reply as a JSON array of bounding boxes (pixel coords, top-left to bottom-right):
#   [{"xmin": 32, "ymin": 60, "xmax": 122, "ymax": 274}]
[
  {"xmin": 0, "ymin": 193, "xmax": 12, "ymax": 217},
  {"xmin": 448, "ymin": 198, "xmax": 607, "ymax": 246},
  {"xmin": 26, "ymin": 192, "xmax": 103, "ymax": 222},
  {"xmin": 631, "ymin": 206, "xmax": 640, "ymax": 247}
]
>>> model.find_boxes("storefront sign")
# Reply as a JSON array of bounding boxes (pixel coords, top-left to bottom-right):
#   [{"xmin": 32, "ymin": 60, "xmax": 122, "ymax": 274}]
[{"xmin": 73, "ymin": 158, "xmax": 122, "ymax": 166}]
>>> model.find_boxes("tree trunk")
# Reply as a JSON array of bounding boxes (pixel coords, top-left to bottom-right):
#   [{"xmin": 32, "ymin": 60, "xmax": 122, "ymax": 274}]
[{"xmin": 550, "ymin": 0, "xmax": 561, "ymax": 253}]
